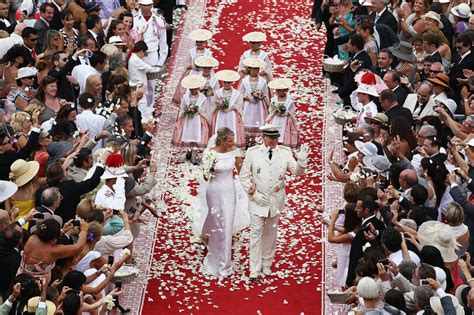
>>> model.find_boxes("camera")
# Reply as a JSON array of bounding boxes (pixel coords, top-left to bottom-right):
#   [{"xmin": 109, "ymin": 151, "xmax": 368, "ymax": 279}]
[
  {"xmin": 420, "ymin": 279, "xmax": 429, "ymax": 285},
  {"xmin": 129, "ymin": 207, "xmax": 137, "ymax": 214},
  {"xmin": 72, "ymin": 219, "xmax": 80, "ymax": 227},
  {"xmin": 108, "ymin": 256, "xmax": 114, "ymax": 265},
  {"xmin": 378, "ymin": 258, "xmax": 389, "ymax": 266},
  {"xmin": 33, "ymin": 213, "xmax": 44, "ymax": 220},
  {"xmin": 113, "ymin": 209, "xmax": 120, "ymax": 215}
]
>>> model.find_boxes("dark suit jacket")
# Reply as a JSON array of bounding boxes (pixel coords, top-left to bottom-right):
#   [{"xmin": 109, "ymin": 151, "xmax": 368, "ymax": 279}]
[
  {"xmin": 0, "ymin": 19, "xmax": 15, "ymax": 34},
  {"xmin": 0, "ymin": 244, "xmax": 21, "ymax": 299},
  {"xmin": 50, "ymin": 4, "xmax": 63, "ymax": 30},
  {"xmin": 34, "ymin": 18, "xmax": 49, "ymax": 53},
  {"xmin": 428, "ymin": 51, "xmax": 442, "ymax": 64},
  {"xmin": 430, "ymin": 152, "xmax": 447, "ymax": 166},
  {"xmin": 48, "ymin": 57, "xmax": 80, "ymax": 102},
  {"xmin": 346, "ymin": 216, "xmax": 386, "ymax": 286},
  {"xmin": 393, "ymin": 85, "xmax": 409, "ymax": 106},
  {"xmin": 370, "ymin": 9, "xmax": 398, "ymax": 33},
  {"xmin": 338, "ymin": 50, "xmax": 373, "ymax": 105},
  {"xmin": 440, "ymin": 14, "xmax": 454, "ymax": 49},
  {"xmin": 449, "ymin": 52, "xmax": 474, "ymax": 106},
  {"xmin": 385, "ymin": 105, "xmax": 413, "ymax": 125},
  {"xmin": 87, "ymin": 30, "xmax": 105, "ymax": 49}
]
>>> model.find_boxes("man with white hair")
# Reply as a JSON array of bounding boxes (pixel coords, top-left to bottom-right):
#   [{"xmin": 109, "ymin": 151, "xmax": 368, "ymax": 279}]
[{"xmin": 369, "ymin": 0, "xmax": 397, "ymax": 31}]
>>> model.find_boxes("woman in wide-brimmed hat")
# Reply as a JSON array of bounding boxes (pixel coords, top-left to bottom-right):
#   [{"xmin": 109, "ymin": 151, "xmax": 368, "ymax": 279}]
[
  {"xmin": 171, "ymin": 75, "xmax": 211, "ymax": 163},
  {"xmin": 172, "ymin": 29, "xmax": 214, "ymax": 105},
  {"xmin": 427, "ymin": 72, "xmax": 453, "ymax": 101},
  {"xmin": 451, "ymin": 3, "xmax": 471, "ymax": 37},
  {"xmin": 211, "ymin": 70, "xmax": 246, "ymax": 148},
  {"xmin": 238, "ymin": 31, "xmax": 273, "ymax": 81},
  {"xmin": 4, "ymin": 159, "xmax": 40, "ymax": 223},
  {"xmin": 266, "ymin": 78, "xmax": 300, "ymax": 149},
  {"xmin": 389, "ymin": 41, "xmax": 417, "ymax": 85},
  {"xmin": 237, "ymin": 58, "xmax": 270, "ymax": 141}
]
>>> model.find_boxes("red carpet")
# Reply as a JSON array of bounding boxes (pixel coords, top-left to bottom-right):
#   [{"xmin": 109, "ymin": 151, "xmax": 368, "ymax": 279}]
[{"xmin": 141, "ymin": 1, "xmax": 326, "ymax": 314}]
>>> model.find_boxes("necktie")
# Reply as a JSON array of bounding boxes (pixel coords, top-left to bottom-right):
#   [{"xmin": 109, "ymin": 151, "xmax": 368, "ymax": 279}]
[
  {"xmin": 31, "ymin": 49, "xmax": 36, "ymax": 62},
  {"xmin": 268, "ymin": 149, "xmax": 273, "ymax": 160},
  {"xmin": 374, "ymin": 14, "xmax": 380, "ymax": 23}
]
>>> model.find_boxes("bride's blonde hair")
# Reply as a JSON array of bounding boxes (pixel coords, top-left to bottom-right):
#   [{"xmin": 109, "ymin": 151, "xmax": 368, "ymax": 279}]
[{"xmin": 215, "ymin": 127, "xmax": 234, "ymax": 146}]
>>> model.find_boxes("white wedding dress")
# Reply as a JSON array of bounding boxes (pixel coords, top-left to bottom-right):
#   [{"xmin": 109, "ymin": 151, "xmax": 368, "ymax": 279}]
[{"xmin": 194, "ymin": 148, "xmax": 249, "ymax": 278}]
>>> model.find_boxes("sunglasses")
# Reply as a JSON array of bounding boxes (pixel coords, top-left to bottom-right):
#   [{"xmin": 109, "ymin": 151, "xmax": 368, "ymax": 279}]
[{"xmin": 23, "ymin": 76, "xmax": 35, "ymax": 80}]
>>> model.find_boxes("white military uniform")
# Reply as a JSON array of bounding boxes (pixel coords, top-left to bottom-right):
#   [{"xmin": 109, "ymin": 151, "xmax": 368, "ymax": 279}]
[
  {"xmin": 240, "ymin": 144, "xmax": 305, "ymax": 273},
  {"xmin": 133, "ymin": 10, "xmax": 168, "ymax": 111}
]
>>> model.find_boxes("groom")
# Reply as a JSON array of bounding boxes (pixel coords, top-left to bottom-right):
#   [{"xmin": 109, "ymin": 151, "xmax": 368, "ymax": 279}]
[{"xmin": 240, "ymin": 124, "xmax": 309, "ymax": 280}]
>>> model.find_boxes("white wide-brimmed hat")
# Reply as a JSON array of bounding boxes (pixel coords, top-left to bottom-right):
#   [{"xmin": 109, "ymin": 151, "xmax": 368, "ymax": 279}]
[
  {"xmin": 215, "ymin": 70, "xmax": 240, "ymax": 82},
  {"xmin": 430, "ymin": 294, "xmax": 464, "ymax": 315},
  {"xmin": 242, "ymin": 31, "xmax": 267, "ymax": 42},
  {"xmin": 451, "ymin": 3, "xmax": 472, "ymax": 19},
  {"xmin": 363, "ymin": 155, "xmax": 390, "ymax": 176},
  {"xmin": 9, "ymin": 160, "xmax": 39, "ymax": 187},
  {"xmin": 108, "ymin": 36, "xmax": 126, "ymax": 45},
  {"xmin": 0, "ymin": 180, "xmax": 18, "ymax": 202},
  {"xmin": 181, "ymin": 75, "xmax": 207, "ymax": 89},
  {"xmin": 418, "ymin": 221, "xmax": 459, "ymax": 263},
  {"xmin": 268, "ymin": 78, "xmax": 293, "ymax": 90},
  {"xmin": 188, "ymin": 29, "xmax": 213, "ymax": 41},
  {"xmin": 355, "ymin": 83, "xmax": 379, "ymax": 97},
  {"xmin": 15, "ymin": 67, "xmax": 37, "ymax": 80},
  {"xmin": 259, "ymin": 124, "xmax": 280, "ymax": 138},
  {"xmin": 438, "ymin": 98, "xmax": 457, "ymax": 115},
  {"xmin": 194, "ymin": 55, "xmax": 219, "ymax": 68},
  {"xmin": 355, "ymin": 141, "xmax": 378, "ymax": 156},
  {"xmin": 242, "ymin": 58, "xmax": 267, "ymax": 69},
  {"xmin": 421, "ymin": 11, "xmax": 444, "ymax": 29}
]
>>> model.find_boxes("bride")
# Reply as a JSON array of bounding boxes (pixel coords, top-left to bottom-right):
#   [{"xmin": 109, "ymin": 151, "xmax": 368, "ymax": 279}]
[{"xmin": 196, "ymin": 127, "xmax": 249, "ymax": 278}]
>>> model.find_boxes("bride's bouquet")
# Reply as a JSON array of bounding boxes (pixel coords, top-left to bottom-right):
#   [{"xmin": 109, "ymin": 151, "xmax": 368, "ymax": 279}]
[
  {"xmin": 215, "ymin": 98, "xmax": 229, "ymax": 111},
  {"xmin": 251, "ymin": 89, "xmax": 264, "ymax": 101},
  {"xmin": 183, "ymin": 104, "xmax": 198, "ymax": 118},
  {"xmin": 201, "ymin": 151, "xmax": 217, "ymax": 182}
]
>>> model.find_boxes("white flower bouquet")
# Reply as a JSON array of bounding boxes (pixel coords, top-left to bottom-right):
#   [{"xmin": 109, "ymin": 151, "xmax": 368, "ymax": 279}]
[{"xmin": 201, "ymin": 151, "xmax": 217, "ymax": 182}]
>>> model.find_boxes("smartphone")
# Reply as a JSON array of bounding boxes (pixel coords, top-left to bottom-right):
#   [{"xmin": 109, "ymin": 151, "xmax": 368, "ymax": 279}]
[
  {"xmin": 420, "ymin": 279, "xmax": 429, "ymax": 285},
  {"xmin": 108, "ymin": 256, "xmax": 114, "ymax": 265},
  {"xmin": 461, "ymin": 254, "xmax": 468, "ymax": 261},
  {"xmin": 72, "ymin": 219, "xmax": 80, "ymax": 227},
  {"xmin": 338, "ymin": 209, "xmax": 345, "ymax": 215},
  {"xmin": 129, "ymin": 207, "xmax": 137, "ymax": 214},
  {"xmin": 145, "ymin": 160, "xmax": 151, "ymax": 166},
  {"xmin": 33, "ymin": 213, "xmax": 44, "ymax": 219},
  {"xmin": 113, "ymin": 209, "xmax": 120, "ymax": 215},
  {"xmin": 378, "ymin": 258, "xmax": 389, "ymax": 266},
  {"xmin": 115, "ymin": 280, "xmax": 122, "ymax": 289}
]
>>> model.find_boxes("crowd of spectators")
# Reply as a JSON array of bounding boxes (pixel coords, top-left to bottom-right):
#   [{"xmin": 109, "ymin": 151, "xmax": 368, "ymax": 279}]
[
  {"xmin": 314, "ymin": 0, "xmax": 474, "ymax": 313},
  {"xmin": 0, "ymin": 0, "xmax": 177, "ymax": 313}
]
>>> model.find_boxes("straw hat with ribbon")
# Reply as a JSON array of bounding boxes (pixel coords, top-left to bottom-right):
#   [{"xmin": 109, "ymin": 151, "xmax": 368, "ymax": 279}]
[
  {"xmin": 9, "ymin": 160, "xmax": 39, "ymax": 187},
  {"xmin": 242, "ymin": 58, "xmax": 267, "ymax": 69},
  {"xmin": 268, "ymin": 78, "xmax": 293, "ymax": 90},
  {"xmin": 215, "ymin": 70, "xmax": 240, "ymax": 82},
  {"xmin": 24, "ymin": 297, "xmax": 56, "ymax": 315},
  {"xmin": 421, "ymin": 11, "xmax": 444, "ymax": 29},
  {"xmin": 364, "ymin": 112, "xmax": 389, "ymax": 126},
  {"xmin": 189, "ymin": 29, "xmax": 213, "ymax": 41},
  {"xmin": 194, "ymin": 56, "xmax": 219, "ymax": 68},
  {"xmin": 181, "ymin": 75, "xmax": 207, "ymax": 89},
  {"xmin": 242, "ymin": 31, "xmax": 267, "ymax": 42}
]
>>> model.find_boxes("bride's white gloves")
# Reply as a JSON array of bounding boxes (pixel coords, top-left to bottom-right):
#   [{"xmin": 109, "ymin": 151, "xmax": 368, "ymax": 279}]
[
  {"xmin": 252, "ymin": 192, "xmax": 270, "ymax": 207},
  {"xmin": 296, "ymin": 143, "xmax": 310, "ymax": 168}
]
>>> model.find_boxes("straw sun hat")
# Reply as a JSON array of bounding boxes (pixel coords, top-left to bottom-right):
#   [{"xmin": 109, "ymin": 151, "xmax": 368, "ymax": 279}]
[
  {"xmin": 242, "ymin": 31, "xmax": 267, "ymax": 42},
  {"xmin": 9, "ymin": 159, "xmax": 40, "ymax": 187},
  {"xmin": 215, "ymin": 70, "xmax": 240, "ymax": 82},
  {"xmin": 418, "ymin": 221, "xmax": 459, "ymax": 263},
  {"xmin": 194, "ymin": 56, "xmax": 219, "ymax": 68},
  {"xmin": 181, "ymin": 75, "xmax": 207, "ymax": 89},
  {"xmin": 189, "ymin": 29, "xmax": 213, "ymax": 41},
  {"xmin": 242, "ymin": 58, "xmax": 267, "ymax": 69},
  {"xmin": 268, "ymin": 78, "xmax": 293, "ymax": 90}
]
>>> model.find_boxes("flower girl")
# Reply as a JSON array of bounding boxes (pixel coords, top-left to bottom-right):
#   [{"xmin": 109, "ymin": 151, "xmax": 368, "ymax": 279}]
[
  {"xmin": 171, "ymin": 75, "xmax": 210, "ymax": 163},
  {"xmin": 194, "ymin": 56, "xmax": 220, "ymax": 122},
  {"xmin": 266, "ymin": 78, "xmax": 300, "ymax": 149},
  {"xmin": 238, "ymin": 58, "xmax": 269, "ymax": 142},
  {"xmin": 238, "ymin": 31, "xmax": 273, "ymax": 81},
  {"xmin": 172, "ymin": 29, "xmax": 213, "ymax": 105},
  {"xmin": 211, "ymin": 70, "xmax": 245, "ymax": 148}
]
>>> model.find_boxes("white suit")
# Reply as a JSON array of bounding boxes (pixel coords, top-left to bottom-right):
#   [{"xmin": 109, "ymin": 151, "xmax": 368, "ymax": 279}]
[
  {"xmin": 403, "ymin": 94, "xmax": 437, "ymax": 118},
  {"xmin": 240, "ymin": 144, "xmax": 305, "ymax": 273}
]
